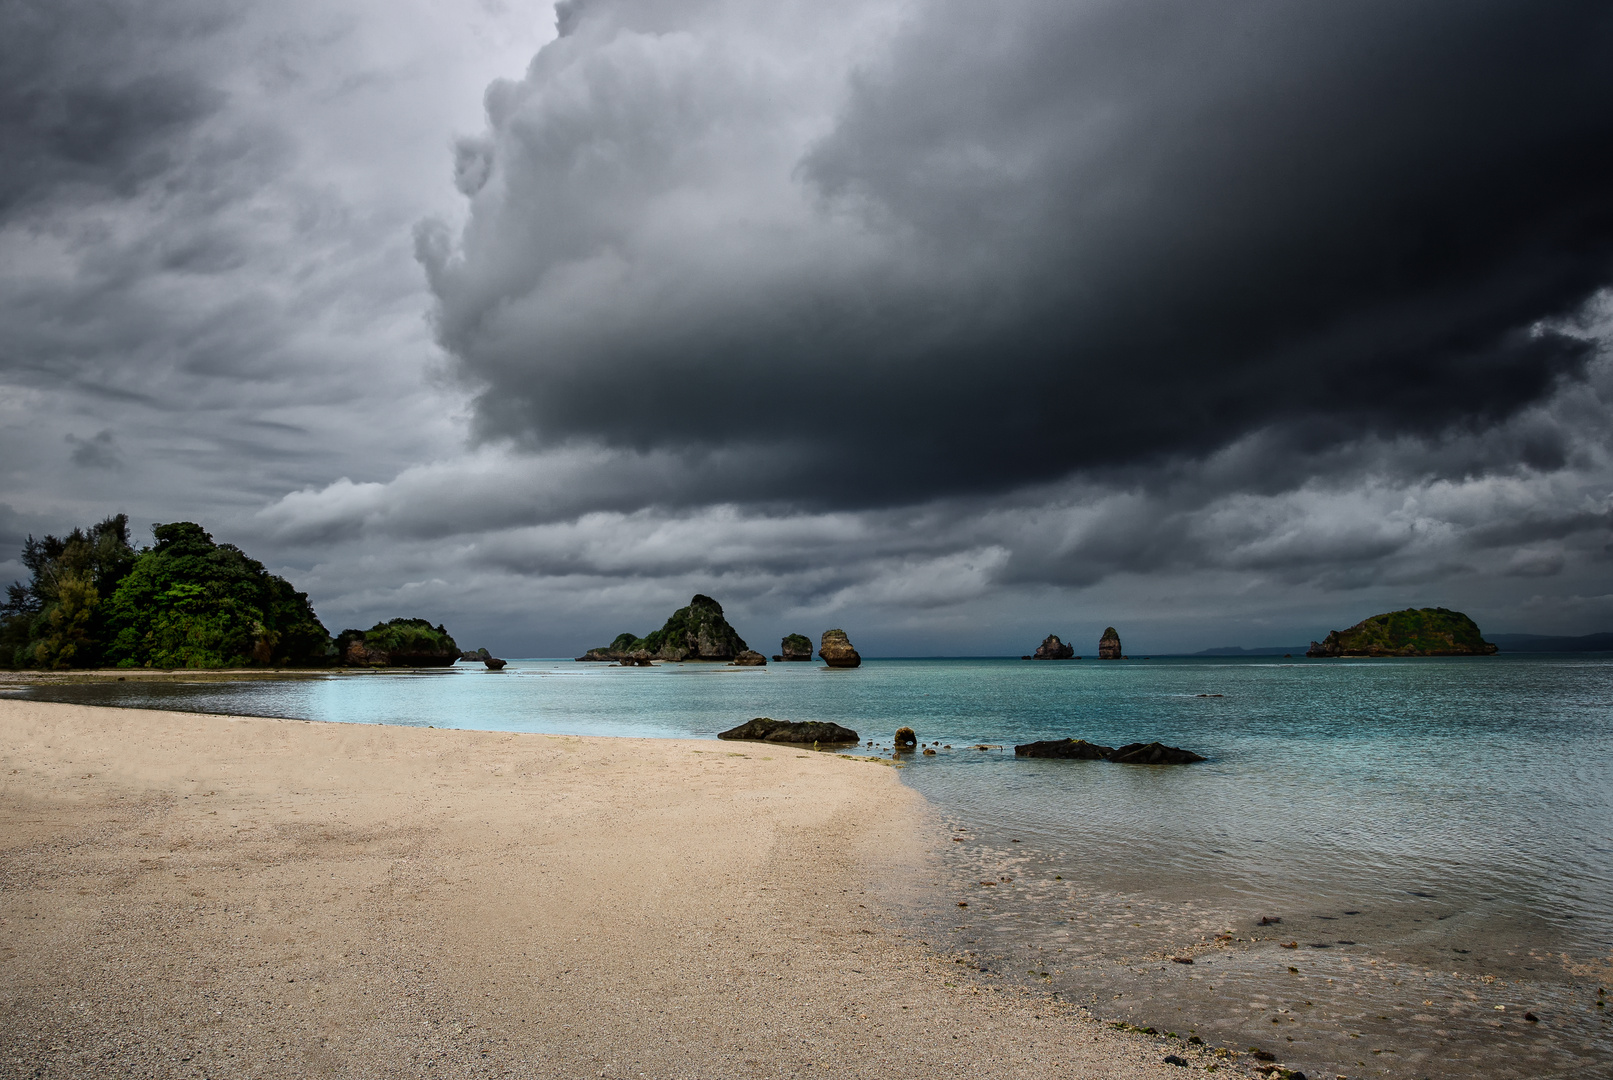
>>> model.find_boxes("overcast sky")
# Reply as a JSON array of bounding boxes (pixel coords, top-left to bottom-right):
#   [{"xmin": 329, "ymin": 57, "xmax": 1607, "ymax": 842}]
[{"xmin": 3, "ymin": 0, "xmax": 1612, "ymax": 657}]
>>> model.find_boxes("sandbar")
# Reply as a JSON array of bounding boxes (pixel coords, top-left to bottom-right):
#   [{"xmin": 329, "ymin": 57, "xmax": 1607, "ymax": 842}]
[{"xmin": 1, "ymin": 700, "xmax": 1193, "ymax": 1078}]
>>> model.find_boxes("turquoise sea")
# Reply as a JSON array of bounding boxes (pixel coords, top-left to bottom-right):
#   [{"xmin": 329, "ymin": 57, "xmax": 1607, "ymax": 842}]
[{"xmin": 8, "ymin": 656, "xmax": 1611, "ymax": 1078}]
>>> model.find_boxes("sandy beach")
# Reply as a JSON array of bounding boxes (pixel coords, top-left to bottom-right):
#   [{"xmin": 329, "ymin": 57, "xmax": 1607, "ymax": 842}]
[{"xmin": 0, "ymin": 700, "xmax": 1201, "ymax": 1079}]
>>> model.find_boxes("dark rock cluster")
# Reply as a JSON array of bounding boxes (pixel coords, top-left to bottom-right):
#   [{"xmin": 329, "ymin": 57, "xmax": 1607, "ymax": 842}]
[
  {"xmin": 336, "ymin": 618, "xmax": 459, "ymax": 667},
  {"xmin": 1023, "ymin": 634, "xmax": 1075, "ymax": 660},
  {"xmin": 1014, "ymin": 738, "xmax": 1204, "ymax": 764},
  {"xmin": 718, "ymin": 718, "xmax": 860, "ymax": 744}
]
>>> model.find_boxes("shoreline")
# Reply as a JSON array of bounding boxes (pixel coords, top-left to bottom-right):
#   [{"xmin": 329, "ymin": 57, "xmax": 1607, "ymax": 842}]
[{"xmin": 0, "ymin": 700, "xmax": 1199, "ymax": 1079}]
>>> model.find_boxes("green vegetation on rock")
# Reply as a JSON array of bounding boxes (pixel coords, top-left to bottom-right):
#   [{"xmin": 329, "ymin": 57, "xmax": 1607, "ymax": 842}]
[
  {"xmin": 3, "ymin": 518, "xmax": 333, "ymax": 670},
  {"xmin": 102, "ymin": 523, "xmax": 333, "ymax": 669},
  {"xmin": 335, "ymin": 618, "xmax": 460, "ymax": 667},
  {"xmin": 579, "ymin": 595, "xmax": 748, "ymax": 661},
  {"xmin": 1307, "ymin": 607, "xmax": 1497, "ymax": 657}
]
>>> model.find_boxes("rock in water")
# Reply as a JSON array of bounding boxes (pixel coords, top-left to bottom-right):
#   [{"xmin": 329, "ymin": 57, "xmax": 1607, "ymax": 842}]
[
  {"xmin": 1108, "ymin": 742, "xmax": 1206, "ymax": 765},
  {"xmin": 1026, "ymin": 634, "xmax": 1076, "ymax": 660},
  {"xmin": 1098, "ymin": 627, "xmax": 1123, "ymax": 659},
  {"xmin": 483, "ymin": 657, "xmax": 507, "ymax": 670},
  {"xmin": 1306, "ymin": 607, "xmax": 1498, "ymax": 657},
  {"xmin": 717, "ymin": 718, "xmax": 860, "ymax": 744},
  {"xmin": 576, "ymin": 596, "xmax": 750, "ymax": 662},
  {"xmin": 774, "ymin": 633, "xmax": 814, "ymax": 662},
  {"xmin": 336, "ymin": 619, "xmax": 460, "ymax": 667},
  {"xmin": 818, "ymin": 628, "xmax": 862, "ymax": 668},
  {"xmin": 1014, "ymin": 738, "xmax": 1114, "ymax": 759},
  {"xmin": 731, "ymin": 650, "xmax": 767, "ymax": 666},
  {"xmin": 893, "ymin": 726, "xmax": 917, "ymax": 749}
]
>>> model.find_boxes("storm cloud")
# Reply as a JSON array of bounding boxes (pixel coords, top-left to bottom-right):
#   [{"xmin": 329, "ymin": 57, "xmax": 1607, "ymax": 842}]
[
  {"xmin": 4, "ymin": 0, "xmax": 1612, "ymax": 655},
  {"xmin": 423, "ymin": 0, "xmax": 1613, "ymax": 505}
]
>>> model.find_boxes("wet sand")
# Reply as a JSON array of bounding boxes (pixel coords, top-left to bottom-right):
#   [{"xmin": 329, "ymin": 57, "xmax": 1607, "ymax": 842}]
[{"xmin": 0, "ymin": 700, "xmax": 1201, "ymax": 1079}]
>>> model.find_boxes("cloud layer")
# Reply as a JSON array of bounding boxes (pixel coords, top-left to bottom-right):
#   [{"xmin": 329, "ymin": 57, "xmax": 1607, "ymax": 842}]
[{"xmin": 424, "ymin": 0, "xmax": 1613, "ymax": 503}]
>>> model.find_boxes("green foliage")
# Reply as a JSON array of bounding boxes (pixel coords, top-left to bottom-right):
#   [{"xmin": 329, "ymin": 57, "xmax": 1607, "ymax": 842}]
[
  {"xmin": 1, "ymin": 515, "xmax": 136, "ymax": 668},
  {"xmin": 334, "ymin": 618, "xmax": 458, "ymax": 665},
  {"xmin": 782, "ymin": 633, "xmax": 812, "ymax": 652},
  {"xmin": 1311, "ymin": 607, "xmax": 1497, "ymax": 657},
  {"xmin": 101, "ymin": 522, "xmax": 332, "ymax": 669},
  {"xmin": 609, "ymin": 632, "xmax": 640, "ymax": 652}
]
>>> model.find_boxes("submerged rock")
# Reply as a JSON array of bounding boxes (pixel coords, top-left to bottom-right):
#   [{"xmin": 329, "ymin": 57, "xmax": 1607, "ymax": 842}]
[
  {"xmin": 774, "ymin": 633, "xmax": 813, "ymax": 662},
  {"xmin": 1014, "ymin": 738, "xmax": 1114, "ymax": 759},
  {"xmin": 818, "ymin": 628, "xmax": 862, "ymax": 668},
  {"xmin": 1027, "ymin": 634, "xmax": 1076, "ymax": 660},
  {"xmin": 1098, "ymin": 627, "xmax": 1123, "ymax": 660},
  {"xmin": 717, "ymin": 718, "xmax": 860, "ymax": 744},
  {"xmin": 1108, "ymin": 741, "xmax": 1205, "ymax": 765},
  {"xmin": 1306, "ymin": 607, "xmax": 1498, "ymax": 657},
  {"xmin": 731, "ymin": 650, "xmax": 767, "ymax": 666}
]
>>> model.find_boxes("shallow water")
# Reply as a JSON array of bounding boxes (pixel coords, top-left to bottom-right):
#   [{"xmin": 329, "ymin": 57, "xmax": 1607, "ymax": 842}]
[{"xmin": 8, "ymin": 656, "xmax": 1611, "ymax": 1076}]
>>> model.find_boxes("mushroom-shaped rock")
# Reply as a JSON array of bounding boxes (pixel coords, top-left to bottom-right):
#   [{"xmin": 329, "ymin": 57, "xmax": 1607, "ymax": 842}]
[
  {"xmin": 1108, "ymin": 741, "xmax": 1205, "ymax": 765},
  {"xmin": 482, "ymin": 657, "xmax": 507, "ymax": 670},
  {"xmin": 1029, "ymin": 635, "xmax": 1076, "ymax": 660},
  {"xmin": 1014, "ymin": 738, "xmax": 1114, "ymax": 759},
  {"xmin": 893, "ymin": 726, "xmax": 918, "ymax": 749},
  {"xmin": 818, "ymin": 629, "xmax": 862, "ymax": 668},
  {"xmin": 731, "ymin": 650, "xmax": 767, "ymax": 666},
  {"xmin": 717, "ymin": 718, "xmax": 860, "ymax": 744},
  {"xmin": 1098, "ymin": 627, "xmax": 1123, "ymax": 660}
]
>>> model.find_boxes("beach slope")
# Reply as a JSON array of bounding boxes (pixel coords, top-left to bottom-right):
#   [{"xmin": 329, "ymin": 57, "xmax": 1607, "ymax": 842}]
[{"xmin": 1, "ymin": 700, "xmax": 1182, "ymax": 1078}]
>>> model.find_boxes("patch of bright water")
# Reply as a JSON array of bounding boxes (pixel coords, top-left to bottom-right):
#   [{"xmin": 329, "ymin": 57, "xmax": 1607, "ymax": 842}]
[{"xmin": 8, "ymin": 656, "xmax": 1611, "ymax": 1077}]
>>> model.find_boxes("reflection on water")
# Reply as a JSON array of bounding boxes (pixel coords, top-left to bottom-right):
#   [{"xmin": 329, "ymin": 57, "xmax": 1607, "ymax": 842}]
[{"xmin": 7, "ymin": 655, "xmax": 1611, "ymax": 1076}]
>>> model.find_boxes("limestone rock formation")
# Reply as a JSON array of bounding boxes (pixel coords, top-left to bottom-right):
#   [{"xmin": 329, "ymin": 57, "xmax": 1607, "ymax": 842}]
[
  {"xmin": 577, "ymin": 596, "xmax": 750, "ymax": 662},
  {"xmin": 1108, "ymin": 742, "xmax": 1206, "ymax": 765},
  {"xmin": 1014, "ymin": 738, "xmax": 1114, "ymax": 759},
  {"xmin": 893, "ymin": 726, "xmax": 917, "ymax": 749},
  {"xmin": 1098, "ymin": 627, "xmax": 1123, "ymax": 659},
  {"xmin": 773, "ymin": 633, "xmax": 813, "ymax": 662},
  {"xmin": 731, "ymin": 650, "xmax": 767, "ymax": 666},
  {"xmin": 483, "ymin": 657, "xmax": 507, "ymax": 670},
  {"xmin": 336, "ymin": 619, "xmax": 459, "ymax": 667},
  {"xmin": 717, "ymin": 718, "xmax": 860, "ymax": 744},
  {"xmin": 1026, "ymin": 634, "xmax": 1075, "ymax": 660},
  {"xmin": 818, "ymin": 629, "xmax": 862, "ymax": 668},
  {"xmin": 1306, "ymin": 607, "xmax": 1498, "ymax": 657}
]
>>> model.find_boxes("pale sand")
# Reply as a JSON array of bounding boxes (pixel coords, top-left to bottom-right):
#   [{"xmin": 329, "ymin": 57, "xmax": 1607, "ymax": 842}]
[{"xmin": 0, "ymin": 700, "xmax": 1205, "ymax": 1079}]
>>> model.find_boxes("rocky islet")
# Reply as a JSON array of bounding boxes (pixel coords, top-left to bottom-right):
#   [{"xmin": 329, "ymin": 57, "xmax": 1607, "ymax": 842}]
[
  {"xmin": 1307, "ymin": 607, "xmax": 1498, "ymax": 657},
  {"xmin": 818, "ymin": 628, "xmax": 862, "ymax": 668},
  {"xmin": 1014, "ymin": 737, "xmax": 1205, "ymax": 764}
]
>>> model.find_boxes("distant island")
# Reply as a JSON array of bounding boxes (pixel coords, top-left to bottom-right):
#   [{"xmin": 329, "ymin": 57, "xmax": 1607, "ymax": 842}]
[
  {"xmin": 1192, "ymin": 645, "xmax": 1305, "ymax": 656},
  {"xmin": 1307, "ymin": 607, "xmax": 1497, "ymax": 657},
  {"xmin": 578, "ymin": 594, "xmax": 754, "ymax": 662},
  {"xmin": 1487, "ymin": 632, "xmax": 1613, "ymax": 653}
]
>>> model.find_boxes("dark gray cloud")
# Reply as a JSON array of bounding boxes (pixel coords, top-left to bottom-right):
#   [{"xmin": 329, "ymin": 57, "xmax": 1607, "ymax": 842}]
[
  {"xmin": 424, "ymin": 0, "xmax": 1613, "ymax": 507},
  {"xmin": 66, "ymin": 429, "xmax": 120, "ymax": 469}
]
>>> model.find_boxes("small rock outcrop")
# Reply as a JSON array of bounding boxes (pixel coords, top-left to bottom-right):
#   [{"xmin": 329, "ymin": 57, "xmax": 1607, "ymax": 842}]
[
  {"xmin": 717, "ymin": 718, "xmax": 860, "ymax": 744},
  {"xmin": 893, "ymin": 726, "xmax": 918, "ymax": 749},
  {"xmin": 1306, "ymin": 607, "xmax": 1498, "ymax": 657},
  {"xmin": 773, "ymin": 633, "xmax": 813, "ymax": 662},
  {"xmin": 731, "ymin": 650, "xmax": 767, "ymax": 666},
  {"xmin": 1108, "ymin": 742, "xmax": 1205, "ymax": 765},
  {"xmin": 818, "ymin": 629, "xmax": 862, "ymax": 668},
  {"xmin": 1014, "ymin": 738, "xmax": 1114, "ymax": 759},
  {"xmin": 336, "ymin": 618, "xmax": 459, "ymax": 667},
  {"xmin": 1098, "ymin": 627, "xmax": 1123, "ymax": 659},
  {"xmin": 1024, "ymin": 634, "xmax": 1076, "ymax": 660}
]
